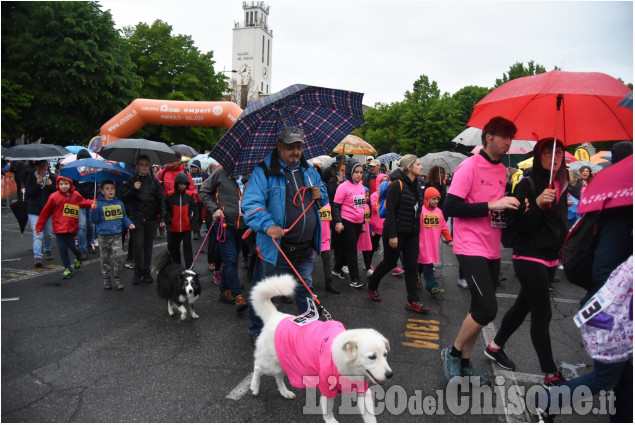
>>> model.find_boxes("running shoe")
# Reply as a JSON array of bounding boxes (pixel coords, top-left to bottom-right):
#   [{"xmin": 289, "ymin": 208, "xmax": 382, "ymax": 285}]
[
  {"xmin": 331, "ymin": 270, "xmax": 346, "ymax": 280},
  {"xmin": 62, "ymin": 268, "xmax": 73, "ymax": 279},
  {"xmin": 366, "ymin": 267, "xmax": 375, "ymax": 277},
  {"xmin": 430, "ymin": 287, "xmax": 445, "ymax": 297},
  {"xmin": 405, "ymin": 301, "xmax": 430, "ymax": 314},
  {"xmin": 124, "ymin": 260, "xmax": 135, "ymax": 269},
  {"xmin": 484, "ymin": 343, "xmax": 516, "ymax": 370},
  {"xmin": 341, "ymin": 266, "xmax": 350, "ymax": 275},
  {"xmin": 350, "ymin": 280, "xmax": 364, "ymax": 289},
  {"xmin": 457, "ymin": 278, "xmax": 468, "ymax": 288},
  {"xmin": 235, "ymin": 294, "xmax": 248, "ymax": 312},
  {"xmin": 391, "ymin": 267, "xmax": 405, "ymax": 276},
  {"xmin": 543, "ymin": 371, "xmax": 566, "ymax": 388},
  {"xmin": 367, "ymin": 288, "xmax": 382, "ymax": 302},
  {"xmin": 74, "ymin": 258, "xmax": 82, "ymax": 269},
  {"xmin": 441, "ymin": 346, "xmax": 461, "ymax": 381},
  {"xmin": 461, "ymin": 362, "xmax": 491, "ymax": 386},
  {"xmin": 213, "ymin": 270, "xmax": 222, "ymax": 284},
  {"xmin": 219, "ymin": 290, "xmax": 235, "ymax": 304}
]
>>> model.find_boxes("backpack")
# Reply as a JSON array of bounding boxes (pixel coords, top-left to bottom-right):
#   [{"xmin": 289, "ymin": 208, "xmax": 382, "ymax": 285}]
[
  {"xmin": 561, "ymin": 211, "xmax": 600, "ymax": 290},
  {"xmin": 377, "ymin": 180, "xmax": 402, "ymax": 218},
  {"xmin": 500, "ymin": 176, "xmax": 534, "ymax": 249}
]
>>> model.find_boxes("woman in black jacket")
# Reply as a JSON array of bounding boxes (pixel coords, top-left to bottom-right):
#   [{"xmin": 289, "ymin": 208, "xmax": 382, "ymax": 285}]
[
  {"xmin": 25, "ymin": 160, "xmax": 57, "ymax": 267},
  {"xmin": 484, "ymin": 138, "xmax": 569, "ymax": 387},
  {"xmin": 366, "ymin": 154, "xmax": 430, "ymax": 314}
]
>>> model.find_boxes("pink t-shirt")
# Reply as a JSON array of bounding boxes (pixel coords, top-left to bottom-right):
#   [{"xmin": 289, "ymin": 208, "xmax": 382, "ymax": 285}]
[
  {"xmin": 319, "ymin": 203, "xmax": 332, "ymax": 251},
  {"xmin": 274, "ymin": 318, "xmax": 369, "ymax": 398},
  {"xmin": 334, "ymin": 180, "xmax": 366, "ymax": 224},
  {"xmin": 418, "ymin": 206, "xmax": 450, "ymax": 264},
  {"xmin": 357, "ymin": 208, "xmax": 372, "ymax": 251},
  {"xmin": 448, "ymin": 154, "xmax": 507, "ymax": 260},
  {"xmin": 369, "ymin": 191, "xmax": 384, "ymax": 235}
]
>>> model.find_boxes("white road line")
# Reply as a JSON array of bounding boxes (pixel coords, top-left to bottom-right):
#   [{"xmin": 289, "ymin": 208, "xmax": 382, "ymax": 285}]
[
  {"xmin": 1, "ymin": 297, "xmax": 20, "ymax": 301},
  {"xmin": 496, "ymin": 292, "xmax": 580, "ymax": 304},
  {"xmin": 482, "ymin": 323, "xmax": 534, "ymax": 423},
  {"xmin": 226, "ymin": 372, "xmax": 253, "ymax": 400}
]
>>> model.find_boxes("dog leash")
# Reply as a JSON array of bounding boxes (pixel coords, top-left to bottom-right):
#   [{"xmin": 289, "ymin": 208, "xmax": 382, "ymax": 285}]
[
  {"xmin": 216, "ymin": 215, "xmax": 227, "ymax": 242},
  {"xmin": 189, "ymin": 219, "xmax": 215, "ymax": 271},
  {"xmin": 270, "ymin": 186, "xmax": 332, "ymax": 321}
]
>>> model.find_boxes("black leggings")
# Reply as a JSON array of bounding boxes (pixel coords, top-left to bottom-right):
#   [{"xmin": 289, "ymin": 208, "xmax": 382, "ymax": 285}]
[
  {"xmin": 456, "ymin": 255, "xmax": 500, "ymax": 326},
  {"xmin": 333, "ymin": 219, "xmax": 362, "ymax": 281},
  {"xmin": 368, "ymin": 232, "xmax": 420, "ymax": 302},
  {"xmin": 494, "ymin": 259, "xmax": 557, "ymax": 373},
  {"xmin": 362, "ymin": 233, "xmax": 382, "ymax": 269}
]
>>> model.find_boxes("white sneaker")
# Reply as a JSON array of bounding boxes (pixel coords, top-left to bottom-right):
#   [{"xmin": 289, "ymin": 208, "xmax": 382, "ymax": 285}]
[
  {"xmin": 342, "ymin": 266, "xmax": 349, "ymax": 275},
  {"xmin": 366, "ymin": 268, "xmax": 375, "ymax": 277},
  {"xmin": 457, "ymin": 278, "xmax": 468, "ymax": 289}
]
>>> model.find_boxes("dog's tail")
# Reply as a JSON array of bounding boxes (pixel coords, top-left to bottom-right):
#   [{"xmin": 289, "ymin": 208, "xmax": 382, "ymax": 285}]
[
  {"xmin": 250, "ymin": 274, "xmax": 296, "ymax": 322},
  {"xmin": 151, "ymin": 249, "xmax": 172, "ymax": 274}
]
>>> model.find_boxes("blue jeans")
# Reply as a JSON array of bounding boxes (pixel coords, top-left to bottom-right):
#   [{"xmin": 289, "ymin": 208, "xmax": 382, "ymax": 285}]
[
  {"xmin": 29, "ymin": 214, "xmax": 52, "ymax": 260},
  {"xmin": 248, "ymin": 254, "xmax": 315, "ymax": 336},
  {"xmin": 56, "ymin": 233, "xmax": 80, "ymax": 269},
  {"xmin": 421, "ymin": 263, "xmax": 439, "ymax": 290},
  {"xmin": 214, "ymin": 224, "xmax": 244, "ymax": 297},
  {"xmin": 77, "ymin": 208, "xmax": 94, "ymax": 252}
]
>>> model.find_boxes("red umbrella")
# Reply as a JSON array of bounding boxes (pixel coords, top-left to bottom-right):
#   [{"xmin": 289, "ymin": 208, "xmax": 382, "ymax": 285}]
[
  {"xmin": 467, "ymin": 70, "xmax": 633, "ymax": 145},
  {"xmin": 577, "ymin": 155, "xmax": 632, "ymax": 214}
]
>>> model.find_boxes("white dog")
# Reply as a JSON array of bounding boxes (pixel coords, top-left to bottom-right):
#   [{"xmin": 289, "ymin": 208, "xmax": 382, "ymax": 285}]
[{"xmin": 250, "ymin": 274, "xmax": 393, "ymax": 423}]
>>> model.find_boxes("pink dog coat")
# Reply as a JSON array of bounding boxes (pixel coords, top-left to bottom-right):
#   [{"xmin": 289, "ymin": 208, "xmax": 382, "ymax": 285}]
[{"xmin": 274, "ymin": 318, "xmax": 369, "ymax": 398}]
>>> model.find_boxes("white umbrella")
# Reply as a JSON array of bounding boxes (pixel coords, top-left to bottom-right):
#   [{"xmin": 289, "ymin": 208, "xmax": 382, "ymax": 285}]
[
  {"xmin": 568, "ymin": 160, "xmax": 603, "ymax": 173},
  {"xmin": 60, "ymin": 151, "xmax": 103, "ymax": 165},
  {"xmin": 453, "ymin": 127, "xmax": 536, "ymax": 151},
  {"xmin": 308, "ymin": 155, "xmax": 332, "ymax": 166},
  {"xmin": 419, "ymin": 151, "xmax": 467, "ymax": 174}
]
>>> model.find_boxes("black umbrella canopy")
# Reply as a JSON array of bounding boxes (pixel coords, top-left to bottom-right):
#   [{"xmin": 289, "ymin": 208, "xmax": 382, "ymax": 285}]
[
  {"xmin": 97, "ymin": 139, "xmax": 180, "ymax": 165},
  {"xmin": 170, "ymin": 144, "xmax": 198, "ymax": 157},
  {"xmin": 3, "ymin": 144, "xmax": 70, "ymax": 161},
  {"xmin": 10, "ymin": 198, "xmax": 28, "ymax": 233}
]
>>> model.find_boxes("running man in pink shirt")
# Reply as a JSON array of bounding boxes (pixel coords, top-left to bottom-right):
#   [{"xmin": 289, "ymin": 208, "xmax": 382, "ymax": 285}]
[{"xmin": 441, "ymin": 116, "xmax": 521, "ymax": 385}]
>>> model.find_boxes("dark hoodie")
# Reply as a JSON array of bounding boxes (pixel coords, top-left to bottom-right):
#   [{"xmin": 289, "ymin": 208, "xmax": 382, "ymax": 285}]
[
  {"xmin": 163, "ymin": 172, "xmax": 197, "ymax": 232},
  {"xmin": 511, "ymin": 139, "xmax": 569, "ymax": 260},
  {"xmin": 35, "ymin": 176, "xmax": 92, "ymax": 234}
]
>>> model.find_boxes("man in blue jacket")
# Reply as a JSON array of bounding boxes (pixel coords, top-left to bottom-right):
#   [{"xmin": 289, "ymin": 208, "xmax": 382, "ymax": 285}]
[{"xmin": 242, "ymin": 126, "xmax": 329, "ymax": 340}]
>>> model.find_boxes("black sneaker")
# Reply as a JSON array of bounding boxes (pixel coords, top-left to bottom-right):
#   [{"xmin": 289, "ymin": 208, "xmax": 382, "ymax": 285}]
[
  {"xmin": 143, "ymin": 271, "xmax": 153, "ymax": 284},
  {"xmin": 331, "ymin": 270, "xmax": 346, "ymax": 280},
  {"xmin": 132, "ymin": 271, "xmax": 142, "ymax": 285},
  {"xmin": 543, "ymin": 371, "xmax": 566, "ymax": 388},
  {"xmin": 484, "ymin": 343, "xmax": 516, "ymax": 370}
]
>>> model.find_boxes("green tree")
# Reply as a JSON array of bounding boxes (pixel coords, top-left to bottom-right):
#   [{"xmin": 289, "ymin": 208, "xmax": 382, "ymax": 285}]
[
  {"xmin": 452, "ymin": 85, "xmax": 492, "ymax": 126},
  {"xmin": 494, "ymin": 60, "xmax": 548, "ymax": 87},
  {"xmin": 123, "ymin": 20, "xmax": 229, "ymax": 151},
  {"xmin": 353, "ymin": 101, "xmax": 404, "ymax": 155},
  {"xmin": 1, "ymin": 1, "xmax": 141, "ymax": 144}
]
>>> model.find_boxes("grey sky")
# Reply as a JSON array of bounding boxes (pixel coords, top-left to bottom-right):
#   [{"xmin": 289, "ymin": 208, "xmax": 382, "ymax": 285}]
[{"xmin": 98, "ymin": 0, "xmax": 633, "ymax": 106}]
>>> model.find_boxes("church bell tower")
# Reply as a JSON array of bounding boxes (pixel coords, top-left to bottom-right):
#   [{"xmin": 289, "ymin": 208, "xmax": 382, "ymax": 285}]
[{"xmin": 232, "ymin": 1, "xmax": 273, "ymax": 107}]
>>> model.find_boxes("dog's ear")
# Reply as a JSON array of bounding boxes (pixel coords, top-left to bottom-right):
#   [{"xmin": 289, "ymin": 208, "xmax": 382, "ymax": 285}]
[
  {"xmin": 342, "ymin": 341, "xmax": 358, "ymax": 361},
  {"xmin": 384, "ymin": 338, "xmax": 391, "ymax": 353}
]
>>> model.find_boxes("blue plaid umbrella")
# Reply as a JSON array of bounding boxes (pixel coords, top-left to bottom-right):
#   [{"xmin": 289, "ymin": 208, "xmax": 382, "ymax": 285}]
[
  {"xmin": 210, "ymin": 84, "xmax": 365, "ymax": 176},
  {"xmin": 376, "ymin": 152, "xmax": 402, "ymax": 164}
]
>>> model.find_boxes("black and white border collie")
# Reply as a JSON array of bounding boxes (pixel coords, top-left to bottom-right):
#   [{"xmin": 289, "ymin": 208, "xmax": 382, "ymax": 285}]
[{"xmin": 152, "ymin": 250, "xmax": 201, "ymax": 320}]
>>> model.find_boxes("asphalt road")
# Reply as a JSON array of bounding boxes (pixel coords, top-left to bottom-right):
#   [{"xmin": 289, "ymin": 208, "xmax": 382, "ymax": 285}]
[{"xmin": 1, "ymin": 204, "xmax": 611, "ymax": 422}]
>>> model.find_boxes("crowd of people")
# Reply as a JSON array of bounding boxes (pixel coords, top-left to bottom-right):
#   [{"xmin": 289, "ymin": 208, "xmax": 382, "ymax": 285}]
[{"xmin": 5, "ymin": 120, "xmax": 632, "ymax": 420}]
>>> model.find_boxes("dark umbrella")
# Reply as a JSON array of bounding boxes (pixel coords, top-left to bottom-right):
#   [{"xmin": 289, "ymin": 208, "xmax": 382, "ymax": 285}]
[
  {"xmin": 170, "ymin": 144, "xmax": 199, "ymax": 157},
  {"xmin": 97, "ymin": 139, "xmax": 180, "ymax": 165},
  {"xmin": 210, "ymin": 84, "xmax": 365, "ymax": 177},
  {"xmin": 376, "ymin": 152, "xmax": 402, "ymax": 164},
  {"xmin": 3, "ymin": 144, "xmax": 71, "ymax": 161},
  {"xmin": 9, "ymin": 191, "xmax": 28, "ymax": 234}
]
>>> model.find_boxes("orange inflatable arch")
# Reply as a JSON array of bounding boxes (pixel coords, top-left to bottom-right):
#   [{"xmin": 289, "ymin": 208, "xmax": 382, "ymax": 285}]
[{"xmin": 99, "ymin": 99, "xmax": 243, "ymax": 147}]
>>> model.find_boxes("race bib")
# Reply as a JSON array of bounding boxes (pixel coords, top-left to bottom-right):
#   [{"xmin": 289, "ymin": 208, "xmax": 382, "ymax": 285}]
[
  {"xmin": 353, "ymin": 194, "xmax": 366, "ymax": 209},
  {"xmin": 319, "ymin": 205, "xmax": 332, "ymax": 221},
  {"xmin": 422, "ymin": 213, "xmax": 440, "ymax": 228},
  {"xmin": 490, "ymin": 210, "xmax": 507, "ymax": 229},
  {"xmin": 102, "ymin": 204, "xmax": 123, "ymax": 221},
  {"xmin": 62, "ymin": 203, "xmax": 80, "ymax": 219}
]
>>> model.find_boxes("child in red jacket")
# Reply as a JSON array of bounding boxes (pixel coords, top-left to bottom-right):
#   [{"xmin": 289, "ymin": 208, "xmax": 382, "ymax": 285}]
[
  {"xmin": 163, "ymin": 173, "xmax": 198, "ymax": 268},
  {"xmin": 36, "ymin": 176, "xmax": 93, "ymax": 279}
]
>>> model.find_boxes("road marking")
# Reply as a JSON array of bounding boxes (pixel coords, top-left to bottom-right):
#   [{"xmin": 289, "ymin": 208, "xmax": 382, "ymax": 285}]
[
  {"xmin": 1, "ymin": 243, "xmax": 168, "ymax": 284},
  {"xmin": 1, "ymin": 297, "xmax": 20, "ymax": 302},
  {"xmin": 402, "ymin": 319, "xmax": 440, "ymax": 349},
  {"xmin": 496, "ymin": 292, "xmax": 580, "ymax": 304},
  {"xmin": 482, "ymin": 323, "xmax": 534, "ymax": 423},
  {"xmin": 226, "ymin": 372, "xmax": 253, "ymax": 400}
]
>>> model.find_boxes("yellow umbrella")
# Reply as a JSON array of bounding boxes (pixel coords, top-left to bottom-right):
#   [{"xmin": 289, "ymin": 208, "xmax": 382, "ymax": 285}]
[
  {"xmin": 517, "ymin": 157, "xmax": 533, "ymax": 170},
  {"xmin": 331, "ymin": 135, "xmax": 377, "ymax": 156}
]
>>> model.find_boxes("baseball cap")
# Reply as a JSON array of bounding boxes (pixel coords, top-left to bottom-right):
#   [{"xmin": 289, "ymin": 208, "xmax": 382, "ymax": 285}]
[
  {"xmin": 366, "ymin": 155, "xmax": 375, "ymax": 161},
  {"xmin": 278, "ymin": 126, "xmax": 306, "ymax": 144},
  {"xmin": 369, "ymin": 159, "xmax": 380, "ymax": 167}
]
